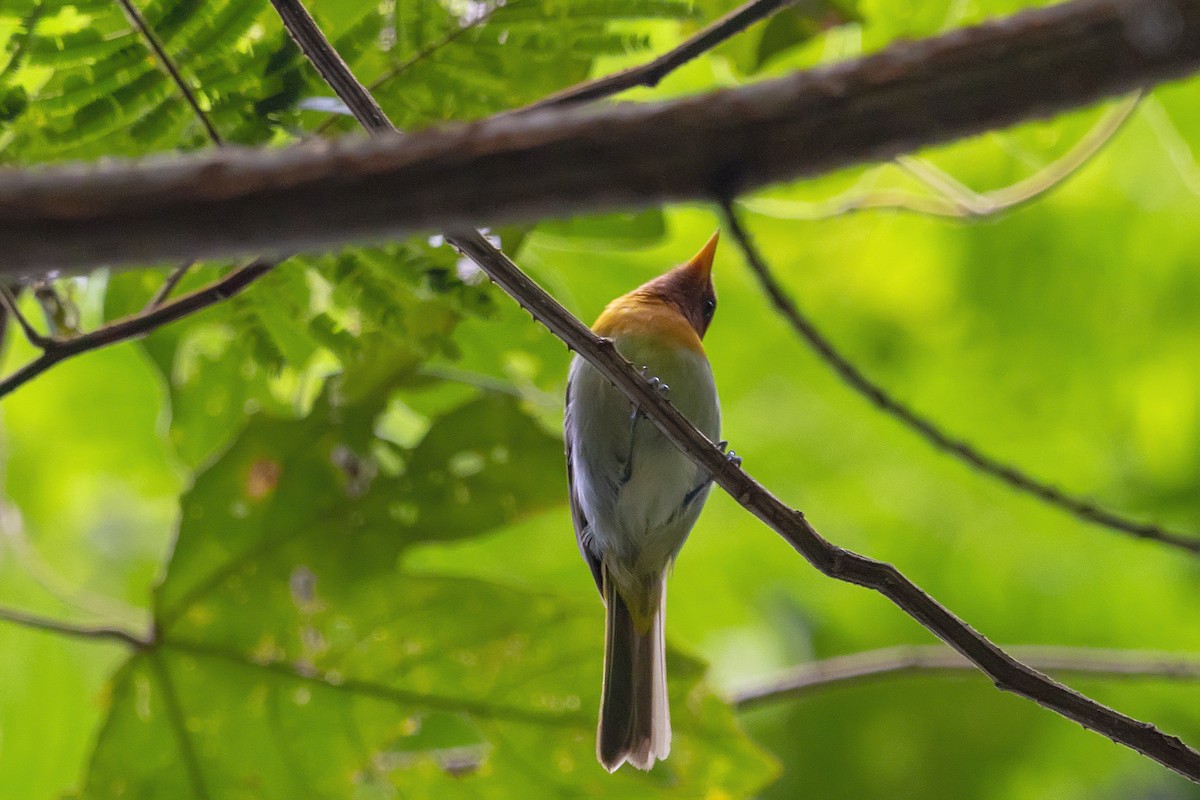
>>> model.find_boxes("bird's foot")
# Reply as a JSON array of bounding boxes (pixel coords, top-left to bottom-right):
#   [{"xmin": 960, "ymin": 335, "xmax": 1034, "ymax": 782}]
[
  {"xmin": 638, "ymin": 365, "xmax": 670, "ymax": 401},
  {"xmin": 718, "ymin": 441, "xmax": 743, "ymax": 469}
]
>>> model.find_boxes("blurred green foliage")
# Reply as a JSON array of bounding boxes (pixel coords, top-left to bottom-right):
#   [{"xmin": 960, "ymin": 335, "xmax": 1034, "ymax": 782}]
[{"xmin": 2, "ymin": 0, "xmax": 1200, "ymax": 798}]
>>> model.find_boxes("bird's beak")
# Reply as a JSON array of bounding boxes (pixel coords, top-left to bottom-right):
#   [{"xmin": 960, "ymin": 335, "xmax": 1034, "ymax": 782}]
[{"xmin": 683, "ymin": 230, "xmax": 719, "ymax": 281}]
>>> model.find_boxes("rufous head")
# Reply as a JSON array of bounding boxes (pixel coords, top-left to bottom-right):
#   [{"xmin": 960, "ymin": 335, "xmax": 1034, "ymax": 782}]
[{"xmin": 636, "ymin": 231, "xmax": 719, "ymax": 339}]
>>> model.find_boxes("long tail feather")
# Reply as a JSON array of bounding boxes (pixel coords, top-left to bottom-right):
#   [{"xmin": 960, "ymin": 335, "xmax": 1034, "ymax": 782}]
[{"xmin": 598, "ymin": 569, "xmax": 670, "ymax": 772}]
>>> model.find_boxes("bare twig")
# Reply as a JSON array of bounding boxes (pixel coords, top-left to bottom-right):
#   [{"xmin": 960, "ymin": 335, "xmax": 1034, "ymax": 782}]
[
  {"xmin": 900, "ymin": 92, "xmax": 1142, "ymax": 215},
  {"xmin": 0, "ymin": 285, "xmax": 51, "ymax": 348},
  {"xmin": 145, "ymin": 260, "xmax": 195, "ymax": 309},
  {"xmin": 272, "ymin": 0, "xmax": 1200, "ymax": 780},
  {"xmin": 0, "ymin": 259, "xmax": 275, "ymax": 400},
  {"xmin": 312, "ymin": 2, "xmax": 507, "ymax": 134},
  {"xmin": 114, "ymin": 0, "xmax": 223, "ymax": 146},
  {"xmin": 721, "ymin": 203, "xmax": 1200, "ymax": 555},
  {"xmin": 733, "ymin": 645, "xmax": 1200, "ymax": 709},
  {"xmin": 516, "ymin": 0, "xmax": 799, "ymax": 113},
  {"xmin": 6, "ymin": 0, "xmax": 1200, "ymax": 276},
  {"xmin": 738, "ymin": 92, "xmax": 1141, "ymax": 220},
  {"xmin": 0, "ymin": 604, "xmax": 152, "ymax": 649}
]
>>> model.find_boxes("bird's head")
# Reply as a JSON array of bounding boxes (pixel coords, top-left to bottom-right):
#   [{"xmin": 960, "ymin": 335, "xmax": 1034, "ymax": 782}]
[{"xmin": 635, "ymin": 231, "xmax": 719, "ymax": 339}]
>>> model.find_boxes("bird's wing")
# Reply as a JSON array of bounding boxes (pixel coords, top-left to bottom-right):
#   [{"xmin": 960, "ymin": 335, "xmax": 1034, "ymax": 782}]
[{"xmin": 566, "ymin": 375, "xmax": 604, "ymax": 595}]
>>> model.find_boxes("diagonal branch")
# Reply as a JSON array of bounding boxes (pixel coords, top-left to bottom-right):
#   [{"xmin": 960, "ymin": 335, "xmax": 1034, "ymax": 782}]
[
  {"xmin": 732, "ymin": 645, "xmax": 1200, "ymax": 709},
  {"xmin": 114, "ymin": 0, "xmax": 223, "ymax": 146},
  {"xmin": 5, "ymin": 0, "xmax": 1200, "ymax": 276},
  {"xmin": 459, "ymin": 211, "xmax": 1200, "ymax": 784},
  {"xmin": 312, "ymin": 0, "xmax": 508, "ymax": 134},
  {"xmin": 727, "ymin": 201, "xmax": 1200, "ymax": 555},
  {"xmin": 516, "ymin": 0, "xmax": 801, "ymax": 113},
  {"xmin": 0, "ymin": 285, "xmax": 52, "ymax": 349},
  {"xmin": 0, "ymin": 258, "xmax": 275, "ymax": 400},
  {"xmin": 273, "ymin": 0, "xmax": 1200, "ymax": 781}
]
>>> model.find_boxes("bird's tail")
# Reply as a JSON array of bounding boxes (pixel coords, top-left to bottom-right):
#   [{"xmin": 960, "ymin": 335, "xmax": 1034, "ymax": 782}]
[{"xmin": 598, "ymin": 568, "xmax": 670, "ymax": 772}]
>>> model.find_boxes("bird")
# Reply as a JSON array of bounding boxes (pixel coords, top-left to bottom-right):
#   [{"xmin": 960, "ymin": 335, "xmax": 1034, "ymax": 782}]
[{"xmin": 564, "ymin": 231, "xmax": 723, "ymax": 772}]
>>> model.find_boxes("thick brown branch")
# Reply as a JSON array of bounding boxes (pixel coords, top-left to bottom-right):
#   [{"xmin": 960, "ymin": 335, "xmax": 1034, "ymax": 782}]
[
  {"xmin": 725, "ymin": 202, "xmax": 1200, "ymax": 555},
  {"xmin": 4, "ymin": 0, "xmax": 1200, "ymax": 276},
  {"xmin": 733, "ymin": 645, "xmax": 1200, "ymax": 709},
  {"xmin": 271, "ymin": 0, "xmax": 1200, "ymax": 782},
  {"xmin": 517, "ymin": 0, "xmax": 799, "ymax": 112}
]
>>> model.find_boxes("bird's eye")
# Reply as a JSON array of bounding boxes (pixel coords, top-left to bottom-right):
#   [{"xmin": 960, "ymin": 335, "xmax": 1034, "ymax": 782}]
[{"xmin": 703, "ymin": 298, "xmax": 716, "ymax": 319}]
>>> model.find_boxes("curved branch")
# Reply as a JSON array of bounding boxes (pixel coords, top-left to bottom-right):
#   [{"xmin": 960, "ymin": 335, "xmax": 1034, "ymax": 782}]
[
  {"xmin": 733, "ymin": 645, "xmax": 1200, "ymax": 709},
  {"xmin": 0, "ymin": 259, "xmax": 275, "ymax": 400},
  {"xmin": 4, "ymin": 0, "xmax": 1200, "ymax": 276},
  {"xmin": 747, "ymin": 92, "xmax": 1141, "ymax": 220},
  {"xmin": 726, "ymin": 202, "xmax": 1200, "ymax": 554}
]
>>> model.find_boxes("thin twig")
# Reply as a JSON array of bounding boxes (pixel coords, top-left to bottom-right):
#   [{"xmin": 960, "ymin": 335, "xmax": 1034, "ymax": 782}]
[
  {"xmin": 733, "ymin": 645, "xmax": 1200, "ymax": 709},
  {"xmin": 0, "ymin": 604, "xmax": 152, "ymax": 649},
  {"xmin": 264, "ymin": 0, "xmax": 1200, "ymax": 781},
  {"xmin": 721, "ymin": 204, "xmax": 1200, "ymax": 555},
  {"xmin": 516, "ymin": 0, "xmax": 799, "ymax": 113},
  {"xmin": 0, "ymin": 285, "xmax": 51, "ymax": 349},
  {"xmin": 314, "ymin": 6, "xmax": 501, "ymax": 135},
  {"xmin": 9, "ymin": 0, "xmax": 1200, "ymax": 275},
  {"xmin": 899, "ymin": 91, "xmax": 1141, "ymax": 216},
  {"xmin": 145, "ymin": 260, "xmax": 195, "ymax": 309},
  {"xmin": 0, "ymin": 258, "xmax": 275, "ymax": 400},
  {"xmin": 745, "ymin": 92, "xmax": 1142, "ymax": 221},
  {"xmin": 114, "ymin": 0, "xmax": 223, "ymax": 145}
]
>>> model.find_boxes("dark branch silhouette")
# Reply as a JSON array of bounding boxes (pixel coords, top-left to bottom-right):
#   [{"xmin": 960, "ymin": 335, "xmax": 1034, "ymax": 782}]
[
  {"xmin": 4, "ymin": 0, "xmax": 1200, "ymax": 275},
  {"xmin": 724, "ymin": 201, "xmax": 1200, "ymax": 555},
  {"xmin": 267, "ymin": 0, "xmax": 1200, "ymax": 782},
  {"xmin": 114, "ymin": 0, "xmax": 223, "ymax": 146},
  {"xmin": 0, "ymin": 259, "xmax": 275, "ymax": 400},
  {"xmin": 516, "ymin": 0, "xmax": 801, "ymax": 113}
]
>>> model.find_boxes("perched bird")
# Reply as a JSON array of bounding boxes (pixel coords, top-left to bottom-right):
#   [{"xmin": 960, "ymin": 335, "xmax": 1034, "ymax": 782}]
[{"xmin": 565, "ymin": 232, "xmax": 723, "ymax": 772}]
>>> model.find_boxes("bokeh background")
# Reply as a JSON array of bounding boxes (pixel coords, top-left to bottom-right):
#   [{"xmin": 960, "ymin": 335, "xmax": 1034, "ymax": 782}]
[{"xmin": 2, "ymin": 0, "xmax": 1200, "ymax": 797}]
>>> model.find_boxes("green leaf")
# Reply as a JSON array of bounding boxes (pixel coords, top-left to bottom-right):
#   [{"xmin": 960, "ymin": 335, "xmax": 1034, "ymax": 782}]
[
  {"xmin": 753, "ymin": 1, "xmax": 861, "ymax": 71},
  {"xmin": 81, "ymin": 387, "xmax": 774, "ymax": 797}
]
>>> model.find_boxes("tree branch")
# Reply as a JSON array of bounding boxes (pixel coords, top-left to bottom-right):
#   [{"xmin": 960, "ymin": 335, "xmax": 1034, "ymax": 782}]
[
  {"xmin": 0, "ymin": 259, "xmax": 275, "ymax": 400},
  {"xmin": 114, "ymin": 0, "xmax": 223, "ymax": 146},
  {"xmin": 723, "ymin": 201, "xmax": 1200, "ymax": 555},
  {"xmin": 0, "ymin": 285, "xmax": 51, "ymax": 349},
  {"xmin": 267, "ymin": 0, "xmax": 1200, "ymax": 781},
  {"xmin": 515, "ymin": 0, "xmax": 800, "ymax": 113},
  {"xmin": 455, "ymin": 220, "xmax": 1200, "ymax": 785},
  {"xmin": 733, "ymin": 645, "xmax": 1200, "ymax": 709},
  {"xmin": 4, "ymin": 0, "xmax": 1200, "ymax": 276},
  {"xmin": 0, "ymin": 604, "xmax": 151, "ymax": 649}
]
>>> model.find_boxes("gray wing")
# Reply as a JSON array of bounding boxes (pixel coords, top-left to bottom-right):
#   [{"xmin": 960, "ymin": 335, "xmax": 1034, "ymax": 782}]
[{"xmin": 566, "ymin": 375, "xmax": 604, "ymax": 594}]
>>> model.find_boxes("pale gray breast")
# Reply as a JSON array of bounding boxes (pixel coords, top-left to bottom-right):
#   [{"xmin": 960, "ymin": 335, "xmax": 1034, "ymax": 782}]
[{"xmin": 566, "ymin": 336, "xmax": 720, "ymax": 575}]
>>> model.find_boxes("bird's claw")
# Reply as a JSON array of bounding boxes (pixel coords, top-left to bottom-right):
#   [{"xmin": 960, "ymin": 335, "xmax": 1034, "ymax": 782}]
[
  {"xmin": 638, "ymin": 366, "xmax": 670, "ymax": 399},
  {"xmin": 716, "ymin": 441, "xmax": 742, "ymax": 467}
]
